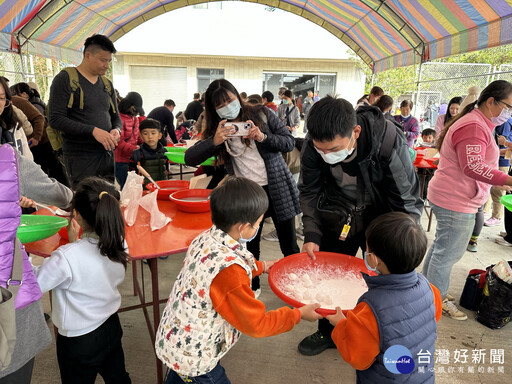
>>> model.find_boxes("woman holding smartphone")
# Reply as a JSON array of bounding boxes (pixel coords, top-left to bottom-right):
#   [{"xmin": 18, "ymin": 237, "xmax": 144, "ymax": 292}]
[{"xmin": 185, "ymin": 79, "xmax": 300, "ymax": 294}]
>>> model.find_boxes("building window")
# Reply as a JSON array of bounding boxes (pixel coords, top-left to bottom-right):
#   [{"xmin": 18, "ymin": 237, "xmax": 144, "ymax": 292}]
[{"xmin": 197, "ymin": 68, "xmax": 224, "ymax": 93}]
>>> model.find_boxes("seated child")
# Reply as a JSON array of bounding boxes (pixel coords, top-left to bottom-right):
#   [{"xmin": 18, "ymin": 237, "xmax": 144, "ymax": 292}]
[
  {"xmin": 129, "ymin": 118, "xmax": 169, "ymax": 186},
  {"xmin": 35, "ymin": 177, "xmax": 131, "ymax": 384},
  {"xmin": 175, "ymin": 111, "xmax": 197, "ymax": 142},
  {"xmin": 155, "ymin": 176, "xmax": 321, "ymax": 383},
  {"xmin": 416, "ymin": 128, "xmax": 436, "ymax": 147},
  {"xmin": 326, "ymin": 212, "xmax": 442, "ymax": 383}
]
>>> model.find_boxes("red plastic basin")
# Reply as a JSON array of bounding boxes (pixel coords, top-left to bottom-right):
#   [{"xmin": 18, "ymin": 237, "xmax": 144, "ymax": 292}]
[
  {"xmin": 146, "ymin": 180, "xmax": 190, "ymax": 200},
  {"xmin": 58, "ymin": 226, "xmax": 83, "ymax": 241},
  {"xmin": 170, "ymin": 189, "xmax": 211, "ymax": 213},
  {"xmin": 268, "ymin": 252, "xmax": 376, "ymax": 316}
]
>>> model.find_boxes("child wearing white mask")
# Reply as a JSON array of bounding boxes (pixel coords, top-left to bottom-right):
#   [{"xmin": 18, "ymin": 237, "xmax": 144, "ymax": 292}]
[{"xmin": 155, "ymin": 177, "xmax": 321, "ymax": 384}]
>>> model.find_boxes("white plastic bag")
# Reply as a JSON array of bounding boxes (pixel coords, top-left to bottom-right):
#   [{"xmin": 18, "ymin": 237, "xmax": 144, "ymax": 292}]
[
  {"xmin": 138, "ymin": 190, "xmax": 171, "ymax": 231},
  {"xmin": 121, "ymin": 171, "xmax": 144, "ymax": 226}
]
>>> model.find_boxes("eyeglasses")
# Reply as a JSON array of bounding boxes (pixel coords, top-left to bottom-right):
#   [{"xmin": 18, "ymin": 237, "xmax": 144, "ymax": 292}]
[
  {"xmin": 0, "ymin": 97, "xmax": 11, "ymax": 107},
  {"xmin": 497, "ymin": 100, "xmax": 512, "ymax": 112}
]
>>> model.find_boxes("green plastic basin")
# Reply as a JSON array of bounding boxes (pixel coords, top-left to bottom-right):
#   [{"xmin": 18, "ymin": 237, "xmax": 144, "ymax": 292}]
[
  {"xmin": 17, "ymin": 214, "xmax": 68, "ymax": 243},
  {"xmin": 165, "ymin": 147, "xmax": 215, "ymax": 166},
  {"xmin": 500, "ymin": 194, "xmax": 512, "ymax": 212}
]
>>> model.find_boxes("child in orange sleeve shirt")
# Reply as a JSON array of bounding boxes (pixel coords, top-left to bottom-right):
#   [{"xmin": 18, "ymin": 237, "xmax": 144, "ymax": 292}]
[
  {"xmin": 326, "ymin": 212, "xmax": 442, "ymax": 383},
  {"xmin": 155, "ymin": 176, "xmax": 322, "ymax": 383}
]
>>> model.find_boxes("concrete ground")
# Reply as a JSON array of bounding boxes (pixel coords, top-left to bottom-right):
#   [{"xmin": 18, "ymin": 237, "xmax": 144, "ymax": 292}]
[{"xmin": 30, "ymin": 207, "xmax": 512, "ymax": 384}]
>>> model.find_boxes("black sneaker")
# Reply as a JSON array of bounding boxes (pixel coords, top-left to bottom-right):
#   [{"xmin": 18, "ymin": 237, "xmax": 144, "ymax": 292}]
[{"xmin": 298, "ymin": 331, "xmax": 336, "ymax": 356}]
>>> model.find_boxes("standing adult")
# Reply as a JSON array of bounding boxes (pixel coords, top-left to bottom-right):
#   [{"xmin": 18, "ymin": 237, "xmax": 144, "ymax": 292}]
[
  {"xmin": 313, "ymin": 91, "xmax": 320, "ymax": 102},
  {"xmin": 423, "ymin": 80, "xmax": 512, "ymax": 321},
  {"xmin": 394, "ymin": 100, "xmax": 420, "ymax": 148},
  {"xmin": 147, "ymin": 99, "xmax": 177, "ymax": 146},
  {"xmin": 434, "ymin": 97, "xmax": 462, "ymax": 139},
  {"xmin": 298, "ymin": 97, "xmax": 422, "ymax": 356},
  {"xmin": 277, "ymin": 90, "xmax": 300, "ymax": 136},
  {"xmin": 49, "ymin": 34, "xmax": 121, "ymax": 188},
  {"xmin": 302, "ymin": 90, "xmax": 315, "ymax": 133},
  {"xmin": 184, "ymin": 93, "xmax": 204, "ymax": 122},
  {"xmin": 356, "ymin": 86, "xmax": 384, "ymax": 110},
  {"xmin": 373, "ymin": 95, "xmax": 395, "ymax": 123},
  {"xmin": 483, "ymin": 116, "xmax": 512, "ymax": 227},
  {"xmin": 261, "ymin": 91, "xmax": 277, "ymax": 113},
  {"xmin": 10, "ymin": 82, "xmax": 69, "ymax": 186},
  {"xmin": 185, "ymin": 79, "xmax": 300, "ymax": 295}
]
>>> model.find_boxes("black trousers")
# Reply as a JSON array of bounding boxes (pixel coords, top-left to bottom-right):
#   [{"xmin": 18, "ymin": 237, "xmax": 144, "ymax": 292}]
[
  {"xmin": 56, "ymin": 313, "xmax": 131, "ymax": 384},
  {"xmin": 247, "ymin": 185, "xmax": 300, "ymax": 290},
  {"xmin": 317, "ymin": 229, "xmax": 366, "ymax": 337},
  {"xmin": 64, "ymin": 150, "xmax": 115, "ymax": 188}
]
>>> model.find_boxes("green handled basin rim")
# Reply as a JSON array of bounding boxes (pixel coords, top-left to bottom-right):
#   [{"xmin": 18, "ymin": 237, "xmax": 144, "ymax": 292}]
[
  {"xmin": 501, "ymin": 194, "xmax": 512, "ymax": 212},
  {"xmin": 17, "ymin": 214, "xmax": 68, "ymax": 243},
  {"xmin": 164, "ymin": 150, "xmax": 215, "ymax": 167}
]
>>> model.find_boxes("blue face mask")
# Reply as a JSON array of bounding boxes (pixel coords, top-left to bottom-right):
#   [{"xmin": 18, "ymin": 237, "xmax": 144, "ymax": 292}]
[
  {"xmin": 364, "ymin": 252, "xmax": 380, "ymax": 274},
  {"xmin": 238, "ymin": 224, "xmax": 260, "ymax": 244},
  {"xmin": 216, "ymin": 99, "xmax": 241, "ymax": 120}
]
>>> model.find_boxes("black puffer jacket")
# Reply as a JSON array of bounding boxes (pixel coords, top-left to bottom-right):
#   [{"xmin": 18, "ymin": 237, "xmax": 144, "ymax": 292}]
[
  {"xmin": 185, "ymin": 109, "xmax": 300, "ymax": 223},
  {"xmin": 299, "ymin": 106, "xmax": 423, "ymax": 245}
]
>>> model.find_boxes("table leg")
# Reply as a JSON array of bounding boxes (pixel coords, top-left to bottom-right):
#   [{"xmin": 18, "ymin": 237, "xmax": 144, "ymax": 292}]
[
  {"xmin": 132, "ymin": 260, "xmax": 137, "ymax": 296},
  {"xmin": 148, "ymin": 258, "xmax": 163, "ymax": 384}
]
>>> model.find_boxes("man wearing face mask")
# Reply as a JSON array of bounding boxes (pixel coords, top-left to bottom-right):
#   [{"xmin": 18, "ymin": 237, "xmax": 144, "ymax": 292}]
[{"xmin": 297, "ymin": 96, "xmax": 423, "ymax": 356}]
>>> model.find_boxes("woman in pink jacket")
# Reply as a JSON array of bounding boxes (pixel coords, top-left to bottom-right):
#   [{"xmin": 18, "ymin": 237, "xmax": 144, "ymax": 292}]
[
  {"xmin": 114, "ymin": 92, "xmax": 143, "ymax": 188},
  {"xmin": 423, "ymin": 80, "xmax": 512, "ymax": 321}
]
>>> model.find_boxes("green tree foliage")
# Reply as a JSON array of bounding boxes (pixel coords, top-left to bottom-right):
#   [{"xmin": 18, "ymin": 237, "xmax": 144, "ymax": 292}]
[{"xmin": 349, "ymin": 45, "xmax": 512, "ymax": 102}]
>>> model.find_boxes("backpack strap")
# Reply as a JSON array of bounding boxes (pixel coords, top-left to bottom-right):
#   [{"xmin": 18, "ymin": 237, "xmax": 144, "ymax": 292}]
[
  {"xmin": 100, "ymin": 76, "xmax": 116, "ymax": 114},
  {"xmin": 379, "ymin": 120, "xmax": 398, "ymax": 163},
  {"xmin": 63, "ymin": 67, "xmax": 83, "ymax": 110}
]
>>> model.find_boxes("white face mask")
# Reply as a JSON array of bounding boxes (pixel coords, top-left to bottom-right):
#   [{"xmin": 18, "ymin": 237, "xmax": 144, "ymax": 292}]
[
  {"xmin": 491, "ymin": 103, "xmax": 512, "ymax": 126},
  {"xmin": 216, "ymin": 99, "xmax": 241, "ymax": 120},
  {"xmin": 315, "ymin": 135, "xmax": 355, "ymax": 164}
]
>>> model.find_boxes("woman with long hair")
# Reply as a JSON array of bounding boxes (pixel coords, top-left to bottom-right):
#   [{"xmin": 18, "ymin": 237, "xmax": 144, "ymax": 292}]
[
  {"xmin": 423, "ymin": 80, "xmax": 512, "ymax": 321},
  {"xmin": 185, "ymin": 79, "xmax": 300, "ymax": 294},
  {"xmin": 434, "ymin": 96, "xmax": 463, "ymax": 139}
]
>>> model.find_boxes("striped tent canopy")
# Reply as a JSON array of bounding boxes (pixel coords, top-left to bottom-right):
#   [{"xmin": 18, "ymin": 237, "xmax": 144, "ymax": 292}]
[{"xmin": 1, "ymin": 0, "xmax": 512, "ymax": 72}]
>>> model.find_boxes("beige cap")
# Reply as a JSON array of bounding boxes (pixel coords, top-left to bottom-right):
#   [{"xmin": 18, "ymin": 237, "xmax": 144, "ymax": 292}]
[{"xmin": 27, "ymin": 81, "xmax": 39, "ymax": 92}]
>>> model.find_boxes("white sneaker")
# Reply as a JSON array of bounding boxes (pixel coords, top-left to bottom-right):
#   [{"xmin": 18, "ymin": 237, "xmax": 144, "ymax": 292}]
[
  {"xmin": 445, "ymin": 293, "xmax": 455, "ymax": 302},
  {"xmin": 442, "ymin": 298, "xmax": 467, "ymax": 320},
  {"xmin": 253, "ymin": 288, "xmax": 261, "ymax": 299},
  {"xmin": 495, "ymin": 237, "xmax": 512, "ymax": 247},
  {"xmin": 262, "ymin": 229, "xmax": 279, "ymax": 242}
]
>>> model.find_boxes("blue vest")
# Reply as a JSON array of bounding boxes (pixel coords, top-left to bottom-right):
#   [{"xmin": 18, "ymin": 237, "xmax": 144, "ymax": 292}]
[{"xmin": 357, "ymin": 272, "xmax": 437, "ymax": 384}]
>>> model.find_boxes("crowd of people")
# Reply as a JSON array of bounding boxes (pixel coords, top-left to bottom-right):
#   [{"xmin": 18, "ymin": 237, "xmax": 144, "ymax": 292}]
[{"xmin": 1, "ymin": 33, "xmax": 511, "ymax": 384}]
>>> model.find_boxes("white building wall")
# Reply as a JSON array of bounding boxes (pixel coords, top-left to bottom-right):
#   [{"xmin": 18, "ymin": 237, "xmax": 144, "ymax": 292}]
[{"xmin": 113, "ymin": 53, "xmax": 365, "ymax": 114}]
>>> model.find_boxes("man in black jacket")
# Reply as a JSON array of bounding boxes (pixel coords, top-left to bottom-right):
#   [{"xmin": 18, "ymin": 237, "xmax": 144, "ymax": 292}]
[
  {"xmin": 184, "ymin": 92, "xmax": 203, "ymax": 122},
  {"xmin": 297, "ymin": 96, "xmax": 423, "ymax": 356}
]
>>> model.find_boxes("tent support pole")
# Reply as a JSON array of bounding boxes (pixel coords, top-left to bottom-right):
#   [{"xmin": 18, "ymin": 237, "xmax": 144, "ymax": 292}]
[{"xmin": 413, "ymin": 61, "xmax": 424, "ymax": 119}]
